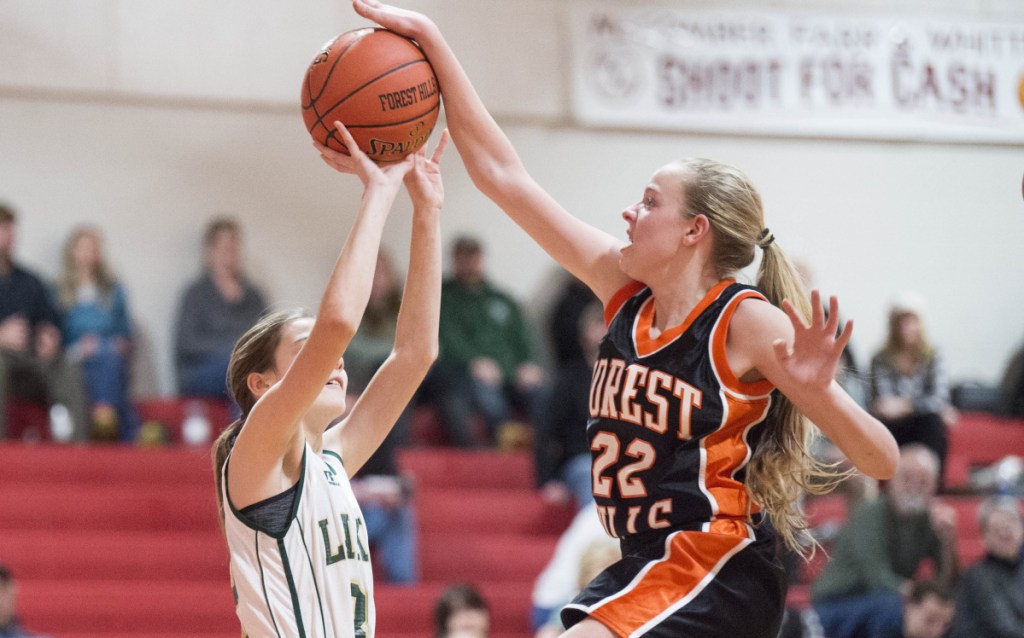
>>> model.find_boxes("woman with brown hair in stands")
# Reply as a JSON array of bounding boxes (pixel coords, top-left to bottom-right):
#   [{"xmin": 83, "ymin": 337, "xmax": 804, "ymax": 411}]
[{"xmin": 211, "ymin": 122, "xmax": 447, "ymax": 637}]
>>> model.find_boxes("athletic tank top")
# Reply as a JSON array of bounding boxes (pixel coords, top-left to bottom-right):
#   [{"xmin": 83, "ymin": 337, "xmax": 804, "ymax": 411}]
[
  {"xmin": 223, "ymin": 443, "xmax": 374, "ymax": 638},
  {"xmin": 588, "ymin": 279, "xmax": 777, "ymax": 538}
]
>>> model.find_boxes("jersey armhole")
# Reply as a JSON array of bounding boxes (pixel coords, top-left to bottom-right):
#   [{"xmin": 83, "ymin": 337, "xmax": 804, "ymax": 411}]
[
  {"xmin": 223, "ymin": 446, "xmax": 307, "ymax": 539},
  {"xmin": 603, "ymin": 281, "xmax": 645, "ymax": 328},
  {"xmin": 710, "ymin": 291, "xmax": 776, "ymax": 398}
]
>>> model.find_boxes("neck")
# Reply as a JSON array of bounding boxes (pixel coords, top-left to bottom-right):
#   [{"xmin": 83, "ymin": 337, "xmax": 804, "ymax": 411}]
[
  {"xmin": 645, "ymin": 260, "xmax": 722, "ymax": 332},
  {"xmin": 0, "ymin": 255, "xmax": 12, "ymax": 276}
]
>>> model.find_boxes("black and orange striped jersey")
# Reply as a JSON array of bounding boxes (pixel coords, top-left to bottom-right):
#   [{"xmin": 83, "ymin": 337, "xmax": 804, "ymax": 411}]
[{"xmin": 587, "ymin": 278, "xmax": 776, "ymax": 539}]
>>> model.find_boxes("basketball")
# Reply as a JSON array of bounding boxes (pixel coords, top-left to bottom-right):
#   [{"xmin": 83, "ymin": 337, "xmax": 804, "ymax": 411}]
[{"xmin": 301, "ymin": 28, "xmax": 441, "ymax": 163}]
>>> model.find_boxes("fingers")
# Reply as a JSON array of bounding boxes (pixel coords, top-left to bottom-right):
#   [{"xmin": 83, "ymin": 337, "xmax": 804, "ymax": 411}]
[
  {"xmin": 332, "ymin": 120, "xmax": 363, "ymax": 158},
  {"xmin": 772, "ymin": 338, "xmax": 792, "ymax": 361},
  {"xmin": 780, "ymin": 298, "xmax": 807, "ymax": 330},
  {"xmin": 810, "ymin": 289, "xmax": 824, "ymax": 328},
  {"xmin": 835, "ymin": 319, "xmax": 854, "ymax": 351},
  {"xmin": 825, "ymin": 294, "xmax": 840, "ymax": 335},
  {"xmin": 429, "ymin": 129, "xmax": 450, "ymax": 164}
]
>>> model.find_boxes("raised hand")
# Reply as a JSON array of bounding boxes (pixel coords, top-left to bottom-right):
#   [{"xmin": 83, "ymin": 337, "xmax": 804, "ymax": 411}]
[
  {"xmin": 404, "ymin": 129, "xmax": 449, "ymax": 212},
  {"xmin": 352, "ymin": 0, "xmax": 434, "ymax": 40},
  {"xmin": 314, "ymin": 120, "xmax": 412, "ymax": 187},
  {"xmin": 772, "ymin": 290, "xmax": 853, "ymax": 392}
]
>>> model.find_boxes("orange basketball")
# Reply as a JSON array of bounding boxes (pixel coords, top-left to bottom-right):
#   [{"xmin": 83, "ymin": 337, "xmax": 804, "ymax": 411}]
[{"xmin": 301, "ymin": 28, "xmax": 441, "ymax": 163}]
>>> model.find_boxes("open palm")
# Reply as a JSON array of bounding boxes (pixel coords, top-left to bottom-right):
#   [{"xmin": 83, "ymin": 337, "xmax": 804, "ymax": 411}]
[{"xmin": 773, "ymin": 290, "xmax": 853, "ymax": 392}]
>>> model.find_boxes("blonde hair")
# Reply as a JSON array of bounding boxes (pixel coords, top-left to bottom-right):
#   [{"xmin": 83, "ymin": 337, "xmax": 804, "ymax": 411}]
[
  {"xmin": 57, "ymin": 226, "xmax": 117, "ymax": 309},
  {"xmin": 211, "ymin": 309, "xmax": 310, "ymax": 525},
  {"xmin": 883, "ymin": 307, "xmax": 934, "ymax": 367},
  {"xmin": 671, "ymin": 158, "xmax": 844, "ymax": 554}
]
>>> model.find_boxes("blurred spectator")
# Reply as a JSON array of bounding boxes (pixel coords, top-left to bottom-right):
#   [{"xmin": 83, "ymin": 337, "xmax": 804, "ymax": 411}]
[
  {"xmin": 0, "ymin": 563, "xmax": 49, "ymax": 638},
  {"xmin": 351, "ymin": 471, "xmax": 418, "ymax": 585},
  {"xmin": 547, "ymin": 274, "xmax": 598, "ymax": 368},
  {"xmin": 346, "ymin": 250, "xmax": 404, "ymax": 392},
  {"xmin": 531, "ymin": 503, "xmax": 609, "ymax": 631},
  {"xmin": 434, "ymin": 583, "xmax": 490, "ymax": 638},
  {"xmin": 1002, "ymin": 337, "xmax": 1024, "ymax": 418},
  {"xmin": 431, "ymin": 236, "xmax": 545, "ymax": 446},
  {"xmin": 948, "ymin": 495, "xmax": 1024, "ymax": 637},
  {"xmin": 779, "ymin": 580, "xmax": 954, "ymax": 638},
  {"xmin": 174, "ymin": 217, "xmax": 267, "ymax": 401},
  {"xmin": 345, "ymin": 250, "xmax": 412, "ymax": 457},
  {"xmin": 0, "ymin": 203, "xmax": 88, "ymax": 441},
  {"xmin": 811, "ymin": 444, "xmax": 959, "ymax": 638},
  {"xmin": 870, "ymin": 293, "xmax": 957, "ymax": 486},
  {"xmin": 534, "ymin": 521, "xmax": 619, "ymax": 638},
  {"xmin": 535, "ymin": 300, "xmax": 603, "ymax": 510},
  {"xmin": 55, "ymin": 225, "xmax": 139, "ymax": 441}
]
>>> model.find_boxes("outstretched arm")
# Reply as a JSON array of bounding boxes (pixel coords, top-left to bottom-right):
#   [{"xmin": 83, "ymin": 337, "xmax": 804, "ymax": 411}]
[
  {"xmin": 729, "ymin": 291, "xmax": 900, "ymax": 480},
  {"xmin": 229, "ymin": 122, "xmax": 412, "ymax": 505},
  {"xmin": 327, "ymin": 132, "xmax": 449, "ymax": 477},
  {"xmin": 352, "ymin": 0, "xmax": 633, "ymax": 304}
]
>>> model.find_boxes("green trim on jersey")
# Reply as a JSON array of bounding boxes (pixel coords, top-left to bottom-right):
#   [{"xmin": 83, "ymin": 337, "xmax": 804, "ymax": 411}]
[
  {"xmin": 296, "ymin": 519, "xmax": 328, "ymax": 636},
  {"xmin": 323, "ymin": 449, "xmax": 344, "ymax": 469},
  {"xmin": 278, "ymin": 538, "xmax": 307, "ymax": 637},
  {"xmin": 256, "ymin": 534, "xmax": 283, "ymax": 638}
]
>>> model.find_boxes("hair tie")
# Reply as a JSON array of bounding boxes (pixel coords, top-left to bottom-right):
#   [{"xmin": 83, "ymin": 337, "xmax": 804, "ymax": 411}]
[{"xmin": 757, "ymin": 228, "xmax": 774, "ymax": 249}]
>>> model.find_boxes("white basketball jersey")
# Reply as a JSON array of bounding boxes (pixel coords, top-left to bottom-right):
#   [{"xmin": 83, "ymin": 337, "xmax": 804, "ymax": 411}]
[{"xmin": 223, "ymin": 443, "xmax": 375, "ymax": 638}]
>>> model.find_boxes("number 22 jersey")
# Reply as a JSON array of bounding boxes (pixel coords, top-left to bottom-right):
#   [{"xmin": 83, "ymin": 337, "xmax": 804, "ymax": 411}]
[{"xmin": 587, "ymin": 278, "xmax": 777, "ymax": 538}]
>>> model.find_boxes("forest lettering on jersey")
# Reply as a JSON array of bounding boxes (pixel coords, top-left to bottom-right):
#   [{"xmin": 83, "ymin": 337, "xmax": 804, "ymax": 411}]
[
  {"xmin": 589, "ymin": 357, "xmax": 704, "ymax": 440},
  {"xmin": 318, "ymin": 513, "xmax": 370, "ymax": 565}
]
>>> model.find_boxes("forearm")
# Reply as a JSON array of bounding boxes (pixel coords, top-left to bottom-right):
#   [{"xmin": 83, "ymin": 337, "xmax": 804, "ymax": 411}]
[
  {"xmin": 392, "ymin": 204, "xmax": 441, "ymax": 367},
  {"xmin": 318, "ymin": 186, "xmax": 398, "ymax": 333},
  {"xmin": 796, "ymin": 382, "xmax": 900, "ymax": 479}
]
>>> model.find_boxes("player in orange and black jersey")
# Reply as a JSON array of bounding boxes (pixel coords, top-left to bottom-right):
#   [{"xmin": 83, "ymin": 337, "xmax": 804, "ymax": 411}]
[{"xmin": 352, "ymin": 3, "xmax": 900, "ymax": 637}]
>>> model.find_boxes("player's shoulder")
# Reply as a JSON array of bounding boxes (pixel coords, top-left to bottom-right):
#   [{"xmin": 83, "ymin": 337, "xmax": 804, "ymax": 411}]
[{"xmin": 727, "ymin": 292, "xmax": 789, "ymax": 344}]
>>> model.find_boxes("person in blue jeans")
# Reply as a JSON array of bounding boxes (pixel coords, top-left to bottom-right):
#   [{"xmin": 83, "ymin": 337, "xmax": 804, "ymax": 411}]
[{"xmin": 56, "ymin": 226, "xmax": 139, "ymax": 441}]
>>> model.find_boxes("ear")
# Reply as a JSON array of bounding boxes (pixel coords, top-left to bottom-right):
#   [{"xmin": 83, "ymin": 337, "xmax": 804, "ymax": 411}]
[
  {"xmin": 683, "ymin": 213, "xmax": 712, "ymax": 246},
  {"xmin": 246, "ymin": 371, "xmax": 272, "ymax": 399}
]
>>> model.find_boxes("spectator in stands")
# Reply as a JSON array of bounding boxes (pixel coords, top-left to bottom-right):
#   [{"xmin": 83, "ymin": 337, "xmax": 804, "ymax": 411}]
[
  {"xmin": 811, "ymin": 444, "xmax": 959, "ymax": 638},
  {"xmin": 0, "ymin": 203, "xmax": 88, "ymax": 441},
  {"xmin": 55, "ymin": 225, "xmax": 139, "ymax": 441},
  {"xmin": 0, "ymin": 563, "xmax": 49, "ymax": 638},
  {"xmin": 547, "ymin": 273, "xmax": 598, "ymax": 369},
  {"xmin": 431, "ymin": 236, "xmax": 545, "ymax": 446},
  {"xmin": 535, "ymin": 300, "xmax": 603, "ymax": 510},
  {"xmin": 434, "ymin": 583, "xmax": 490, "ymax": 638},
  {"xmin": 779, "ymin": 580, "xmax": 955, "ymax": 638},
  {"xmin": 174, "ymin": 217, "xmax": 267, "ymax": 401},
  {"xmin": 531, "ymin": 503, "xmax": 608, "ymax": 631},
  {"xmin": 1002, "ymin": 337, "xmax": 1024, "ymax": 418},
  {"xmin": 948, "ymin": 495, "xmax": 1024, "ymax": 637},
  {"xmin": 535, "ymin": 534, "xmax": 620, "ymax": 638},
  {"xmin": 870, "ymin": 293, "xmax": 957, "ymax": 486},
  {"xmin": 345, "ymin": 249, "xmax": 412, "ymax": 452},
  {"xmin": 351, "ymin": 470, "xmax": 418, "ymax": 584}
]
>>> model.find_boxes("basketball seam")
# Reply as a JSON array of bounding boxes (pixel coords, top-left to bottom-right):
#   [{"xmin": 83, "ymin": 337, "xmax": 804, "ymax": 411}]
[
  {"xmin": 309, "ymin": 59, "xmax": 432, "ymax": 136},
  {"xmin": 302, "ymin": 29, "xmax": 372, "ymax": 109},
  {"xmin": 341, "ymin": 101, "xmax": 440, "ymax": 129}
]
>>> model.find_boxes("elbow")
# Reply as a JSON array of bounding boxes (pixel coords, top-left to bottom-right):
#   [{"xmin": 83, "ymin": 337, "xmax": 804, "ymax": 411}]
[
  {"xmin": 468, "ymin": 160, "xmax": 524, "ymax": 201},
  {"xmin": 318, "ymin": 313, "xmax": 359, "ymax": 344},
  {"xmin": 393, "ymin": 340, "xmax": 439, "ymax": 374},
  {"xmin": 864, "ymin": 437, "xmax": 901, "ymax": 481}
]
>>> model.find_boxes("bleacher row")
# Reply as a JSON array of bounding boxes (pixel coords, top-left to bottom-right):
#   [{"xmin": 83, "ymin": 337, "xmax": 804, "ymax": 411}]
[{"xmin": 1, "ymin": 407, "xmax": 1022, "ymax": 636}]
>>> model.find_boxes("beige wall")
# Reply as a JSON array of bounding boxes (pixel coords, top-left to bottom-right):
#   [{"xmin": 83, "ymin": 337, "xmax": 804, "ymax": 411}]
[{"xmin": 2, "ymin": 0, "xmax": 1023, "ymax": 396}]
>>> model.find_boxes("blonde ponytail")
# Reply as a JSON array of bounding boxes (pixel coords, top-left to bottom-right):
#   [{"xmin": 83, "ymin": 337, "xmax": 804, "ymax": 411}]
[{"xmin": 672, "ymin": 158, "xmax": 846, "ymax": 555}]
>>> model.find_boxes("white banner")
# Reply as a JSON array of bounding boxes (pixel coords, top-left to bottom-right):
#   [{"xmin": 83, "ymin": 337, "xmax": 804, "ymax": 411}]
[{"xmin": 569, "ymin": 5, "xmax": 1024, "ymax": 144}]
